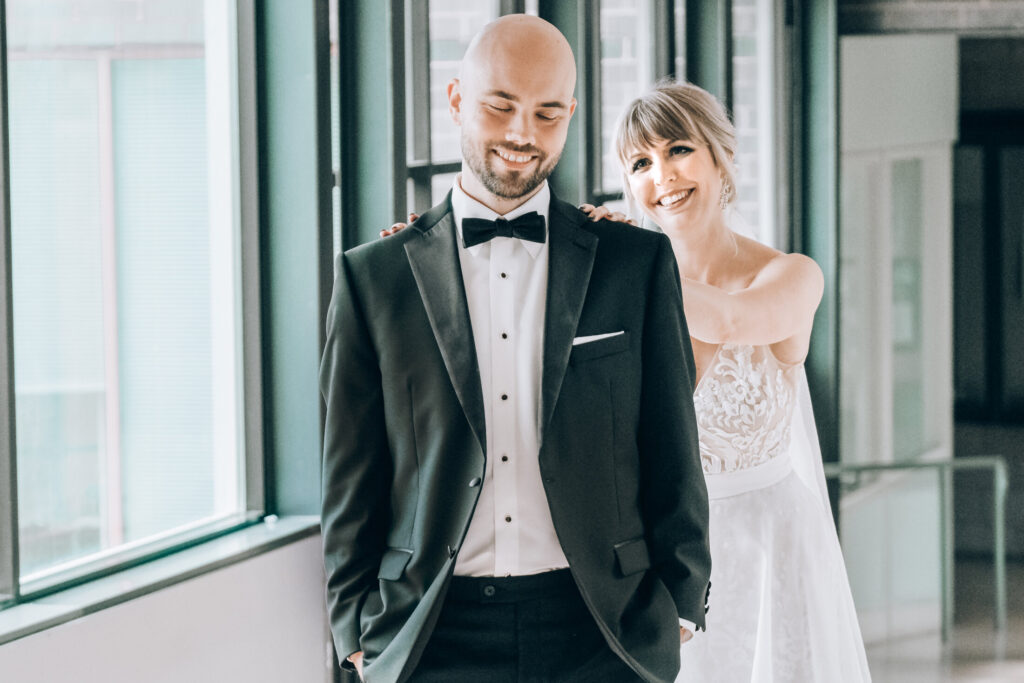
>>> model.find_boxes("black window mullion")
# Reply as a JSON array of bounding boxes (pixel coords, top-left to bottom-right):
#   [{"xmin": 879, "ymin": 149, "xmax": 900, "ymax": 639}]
[
  {"xmin": 652, "ymin": 0, "xmax": 676, "ymax": 80},
  {"xmin": 500, "ymin": 0, "xmax": 526, "ymax": 15},
  {"xmin": 0, "ymin": 0, "xmax": 20, "ymax": 607},
  {"xmin": 537, "ymin": 0, "xmax": 598, "ymax": 205},
  {"xmin": 390, "ymin": 0, "xmax": 409, "ymax": 225},
  {"xmin": 685, "ymin": 0, "xmax": 733, "ymax": 112},
  {"xmin": 584, "ymin": 1, "xmax": 601, "ymax": 200}
]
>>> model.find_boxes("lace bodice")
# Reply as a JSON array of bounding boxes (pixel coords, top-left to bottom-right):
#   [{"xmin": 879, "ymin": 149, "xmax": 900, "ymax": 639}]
[{"xmin": 694, "ymin": 344, "xmax": 799, "ymax": 474}]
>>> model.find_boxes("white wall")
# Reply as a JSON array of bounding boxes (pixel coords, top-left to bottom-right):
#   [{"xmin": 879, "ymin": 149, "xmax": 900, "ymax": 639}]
[
  {"xmin": 839, "ymin": 33, "xmax": 959, "ymax": 644},
  {"xmin": 0, "ymin": 535, "xmax": 330, "ymax": 683}
]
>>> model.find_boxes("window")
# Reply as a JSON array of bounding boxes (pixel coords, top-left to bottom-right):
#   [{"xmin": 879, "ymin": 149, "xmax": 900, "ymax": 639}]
[
  {"xmin": 599, "ymin": 0, "xmax": 655, "ymax": 198},
  {"xmin": 2, "ymin": 0, "xmax": 257, "ymax": 597},
  {"xmin": 407, "ymin": 0, "xmax": 502, "ymax": 214},
  {"xmin": 730, "ymin": 0, "xmax": 779, "ymax": 246}
]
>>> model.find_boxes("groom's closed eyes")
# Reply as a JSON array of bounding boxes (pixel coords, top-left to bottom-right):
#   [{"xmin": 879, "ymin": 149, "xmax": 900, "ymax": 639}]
[{"xmin": 480, "ymin": 89, "xmax": 569, "ymax": 122}]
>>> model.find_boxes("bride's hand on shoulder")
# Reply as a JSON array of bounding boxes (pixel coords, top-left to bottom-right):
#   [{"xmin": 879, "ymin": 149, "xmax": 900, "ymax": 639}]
[
  {"xmin": 379, "ymin": 212, "xmax": 419, "ymax": 238},
  {"xmin": 579, "ymin": 203, "xmax": 637, "ymax": 226}
]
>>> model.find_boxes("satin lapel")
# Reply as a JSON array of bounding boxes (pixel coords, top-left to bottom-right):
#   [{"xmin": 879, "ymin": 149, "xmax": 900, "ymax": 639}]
[
  {"xmin": 540, "ymin": 200, "xmax": 598, "ymax": 444},
  {"xmin": 405, "ymin": 212, "xmax": 487, "ymax": 453}
]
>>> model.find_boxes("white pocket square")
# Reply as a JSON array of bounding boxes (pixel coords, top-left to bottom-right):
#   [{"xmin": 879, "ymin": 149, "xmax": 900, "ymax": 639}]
[{"xmin": 572, "ymin": 331, "xmax": 625, "ymax": 346}]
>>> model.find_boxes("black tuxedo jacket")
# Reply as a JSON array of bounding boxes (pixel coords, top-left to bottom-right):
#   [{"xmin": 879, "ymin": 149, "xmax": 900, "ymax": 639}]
[{"xmin": 320, "ymin": 194, "xmax": 711, "ymax": 683}]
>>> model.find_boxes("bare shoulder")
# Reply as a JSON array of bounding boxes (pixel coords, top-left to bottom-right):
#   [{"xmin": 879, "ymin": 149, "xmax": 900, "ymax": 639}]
[{"xmin": 746, "ymin": 241, "xmax": 823, "ymax": 296}]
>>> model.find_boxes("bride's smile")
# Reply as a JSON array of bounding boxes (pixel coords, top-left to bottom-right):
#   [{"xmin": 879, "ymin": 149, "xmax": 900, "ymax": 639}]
[{"xmin": 624, "ymin": 138, "xmax": 725, "ymax": 234}]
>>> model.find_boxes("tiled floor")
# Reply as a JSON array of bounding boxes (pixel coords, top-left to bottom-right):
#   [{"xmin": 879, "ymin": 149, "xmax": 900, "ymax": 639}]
[{"xmin": 866, "ymin": 559, "xmax": 1024, "ymax": 682}]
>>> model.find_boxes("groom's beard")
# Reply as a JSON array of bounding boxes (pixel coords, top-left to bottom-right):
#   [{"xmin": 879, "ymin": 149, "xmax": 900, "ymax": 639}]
[{"xmin": 462, "ymin": 138, "xmax": 561, "ymax": 200}]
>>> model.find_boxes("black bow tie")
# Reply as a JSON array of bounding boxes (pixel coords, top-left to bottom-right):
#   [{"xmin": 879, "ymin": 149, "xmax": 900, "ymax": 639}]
[{"xmin": 461, "ymin": 211, "xmax": 546, "ymax": 248}]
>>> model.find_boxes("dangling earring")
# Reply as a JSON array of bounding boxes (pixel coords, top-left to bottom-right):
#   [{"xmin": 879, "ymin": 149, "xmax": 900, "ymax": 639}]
[{"xmin": 719, "ymin": 178, "xmax": 731, "ymax": 212}]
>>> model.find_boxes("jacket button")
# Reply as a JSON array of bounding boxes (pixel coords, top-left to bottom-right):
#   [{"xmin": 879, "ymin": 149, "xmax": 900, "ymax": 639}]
[
  {"xmin": 483, "ymin": 585, "xmax": 496, "ymax": 597},
  {"xmin": 469, "ymin": 477, "xmax": 482, "ymax": 487}
]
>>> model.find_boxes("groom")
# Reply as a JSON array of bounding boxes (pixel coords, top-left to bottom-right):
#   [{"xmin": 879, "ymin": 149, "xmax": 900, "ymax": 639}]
[{"xmin": 320, "ymin": 14, "xmax": 710, "ymax": 683}]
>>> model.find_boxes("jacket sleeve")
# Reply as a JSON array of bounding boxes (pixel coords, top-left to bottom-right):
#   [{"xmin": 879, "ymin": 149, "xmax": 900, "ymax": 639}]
[
  {"xmin": 319, "ymin": 251, "xmax": 392, "ymax": 659},
  {"xmin": 637, "ymin": 235, "xmax": 712, "ymax": 628}
]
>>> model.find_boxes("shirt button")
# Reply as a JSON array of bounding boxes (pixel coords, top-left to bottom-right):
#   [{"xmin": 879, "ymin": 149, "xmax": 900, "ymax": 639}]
[
  {"xmin": 500, "ymin": 272, "xmax": 508, "ymax": 279},
  {"xmin": 505, "ymin": 515, "xmax": 512, "ymax": 523},
  {"xmin": 500, "ymin": 332, "xmax": 508, "ymax": 340},
  {"xmin": 483, "ymin": 585, "xmax": 496, "ymax": 597},
  {"xmin": 468, "ymin": 477, "xmax": 481, "ymax": 487},
  {"xmin": 500, "ymin": 393, "xmax": 508, "ymax": 401},
  {"xmin": 501, "ymin": 455, "xmax": 509, "ymax": 463}
]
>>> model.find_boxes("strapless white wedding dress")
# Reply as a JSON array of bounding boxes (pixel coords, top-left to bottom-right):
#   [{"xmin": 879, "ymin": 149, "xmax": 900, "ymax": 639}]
[{"xmin": 677, "ymin": 344, "xmax": 871, "ymax": 682}]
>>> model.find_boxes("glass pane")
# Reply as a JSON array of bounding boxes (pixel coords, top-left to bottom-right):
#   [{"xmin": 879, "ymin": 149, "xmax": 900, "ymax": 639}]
[
  {"xmin": 1000, "ymin": 146, "xmax": 1024, "ymax": 412},
  {"xmin": 674, "ymin": 1, "xmax": 686, "ymax": 78},
  {"xmin": 730, "ymin": 0, "xmax": 776, "ymax": 246},
  {"xmin": 891, "ymin": 158, "xmax": 925, "ymax": 461},
  {"xmin": 600, "ymin": 0, "xmax": 653, "ymax": 194},
  {"xmin": 839, "ymin": 157, "xmax": 878, "ymax": 466},
  {"xmin": 432, "ymin": 172, "xmax": 459, "ymax": 206},
  {"xmin": 429, "ymin": 0, "xmax": 500, "ymax": 163},
  {"xmin": 953, "ymin": 145, "xmax": 987, "ymax": 412},
  {"xmin": 7, "ymin": 0, "xmax": 245, "ymax": 582}
]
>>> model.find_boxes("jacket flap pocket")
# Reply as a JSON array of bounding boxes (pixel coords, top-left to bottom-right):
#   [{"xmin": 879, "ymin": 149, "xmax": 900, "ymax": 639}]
[
  {"xmin": 378, "ymin": 548, "xmax": 413, "ymax": 581},
  {"xmin": 613, "ymin": 537, "xmax": 650, "ymax": 577},
  {"xmin": 570, "ymin": 331, "xmax": 629, "ymax": 365}
]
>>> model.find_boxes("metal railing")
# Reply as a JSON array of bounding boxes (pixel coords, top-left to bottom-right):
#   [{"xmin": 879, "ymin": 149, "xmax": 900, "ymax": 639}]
[{"xmin": 823, "ymin": 455, "xmax": 1008, "ymax": 643}]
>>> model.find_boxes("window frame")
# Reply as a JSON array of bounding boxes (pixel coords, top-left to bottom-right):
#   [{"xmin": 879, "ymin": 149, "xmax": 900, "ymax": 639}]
[
  {"xmin": 0, "ymin": 0, "xmax": 267, "ymax": 608},
  {"xmin": 403, "ymin": 0, "xmax": 526, "ymax": 218},
  {"xmin": 0, "ymin": 0, "xmax": 18, "ymax": 611}
]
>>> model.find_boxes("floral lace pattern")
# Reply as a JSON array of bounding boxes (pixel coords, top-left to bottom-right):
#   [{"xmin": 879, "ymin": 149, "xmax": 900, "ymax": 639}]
[{"xmin": 694, "ymin": 344, "xmax": 798, "ymax": 474}]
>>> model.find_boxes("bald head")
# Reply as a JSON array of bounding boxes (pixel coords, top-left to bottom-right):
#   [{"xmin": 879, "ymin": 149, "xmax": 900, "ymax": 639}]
[
  {"xmin": 460, "ymin": 15, "xmax": 577, "ymax": 96},
  {"xmin": 447, "ymin": 14, "xmax": 578, "ymax": 213}
]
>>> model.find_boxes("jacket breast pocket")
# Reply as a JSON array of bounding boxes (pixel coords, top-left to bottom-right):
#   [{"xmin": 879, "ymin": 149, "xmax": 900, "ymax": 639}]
[{"xmin": 570, "ymin": 331, "xmax": 630, "ymax": 365}]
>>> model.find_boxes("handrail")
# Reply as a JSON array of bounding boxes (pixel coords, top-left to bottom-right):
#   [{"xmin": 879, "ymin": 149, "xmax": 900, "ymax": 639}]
[{"xmin": 823, "ymin": 455, "xmax": 1008, "ymax": 643}]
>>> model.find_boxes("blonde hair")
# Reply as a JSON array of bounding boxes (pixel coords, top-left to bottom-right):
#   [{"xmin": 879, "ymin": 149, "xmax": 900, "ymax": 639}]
[{"xmin": 614, "ymin": 80, "xmax": 737, "ymax": 210}]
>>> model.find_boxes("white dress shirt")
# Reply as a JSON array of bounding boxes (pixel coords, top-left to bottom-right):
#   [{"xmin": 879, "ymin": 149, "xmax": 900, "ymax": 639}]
[
  {"xmin": 446, "ymin": 178, "xmax": 698, "ymax": 635},
  {"xmin": 450, "ymin": 176, "xmax": 569, "ymax": 578}
]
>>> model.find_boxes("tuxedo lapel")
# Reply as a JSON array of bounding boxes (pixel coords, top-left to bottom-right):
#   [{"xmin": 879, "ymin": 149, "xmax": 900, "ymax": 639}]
[
  {"xmin": 539, "ymin": 199, "xmax": 598, "ymax": 444},
  {"xmin": 405, "ymin": 206, "xmax": 487, "ymax": 454}
]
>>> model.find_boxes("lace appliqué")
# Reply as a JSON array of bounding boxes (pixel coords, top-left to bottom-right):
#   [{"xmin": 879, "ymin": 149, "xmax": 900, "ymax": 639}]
[{"xmin": 695, "ymin": 344, "xmax": 797, "ymax": 474}]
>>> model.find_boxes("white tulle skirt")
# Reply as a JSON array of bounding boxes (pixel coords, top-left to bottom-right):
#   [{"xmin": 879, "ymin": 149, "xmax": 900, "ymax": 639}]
[{"xmin": 677, "ymin": 455, "xmax": 871, "ymax": 682}]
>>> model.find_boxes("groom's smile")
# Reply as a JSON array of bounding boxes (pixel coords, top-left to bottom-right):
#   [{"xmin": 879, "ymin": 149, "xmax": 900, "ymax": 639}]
[{"xmin": 493, "ymin": 146, "xmax": 538, "ymax": 169}]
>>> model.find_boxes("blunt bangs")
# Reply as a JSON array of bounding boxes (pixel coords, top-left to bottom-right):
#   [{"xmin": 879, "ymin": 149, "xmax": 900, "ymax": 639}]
[
  {"xmin": 615, "ymin": 91, "xmax": 705, "ymax": 166},
  {"xmin": 613, "ymin": 80, "xmax": 738, "ymax": 210}
]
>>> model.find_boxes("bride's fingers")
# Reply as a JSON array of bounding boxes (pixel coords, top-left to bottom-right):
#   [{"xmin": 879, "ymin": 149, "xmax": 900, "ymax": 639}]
[
  {"xmin": 579, "ymin": 203, "xmax": 595, "ymax": 214},
  {"xmin": 380, "ymin": 222, "xmax": 408, "ymax": 238},
  {"xmin": 407, "ymin": 212, "xmax": 420, "ymax": 222}
]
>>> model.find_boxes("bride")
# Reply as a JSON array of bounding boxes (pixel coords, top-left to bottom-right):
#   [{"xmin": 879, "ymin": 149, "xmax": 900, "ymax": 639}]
[{"xmin": 584, "ymin": 80, "xmax": 871, "ymax": 682}]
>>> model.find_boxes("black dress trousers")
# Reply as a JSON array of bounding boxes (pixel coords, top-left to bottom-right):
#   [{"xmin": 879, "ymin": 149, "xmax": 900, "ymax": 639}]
[{"xmin": 406, "ymin": 569, "xmax": 645, "ymax": 683}]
